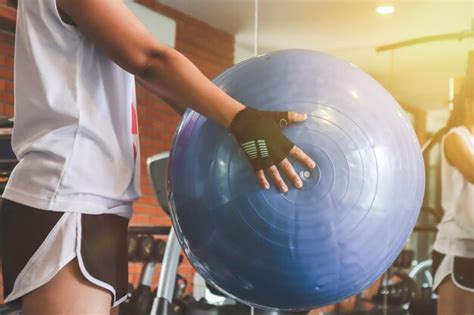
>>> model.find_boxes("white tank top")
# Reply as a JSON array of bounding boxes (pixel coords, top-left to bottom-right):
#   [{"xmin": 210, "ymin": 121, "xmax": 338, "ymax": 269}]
[
  {"xmin": 2, "ymin": 0, "xmax": 141, "ymax": 218},
  {"xmin": 434, "ymin": 126, "xmax": 474, "ymax": 257}
]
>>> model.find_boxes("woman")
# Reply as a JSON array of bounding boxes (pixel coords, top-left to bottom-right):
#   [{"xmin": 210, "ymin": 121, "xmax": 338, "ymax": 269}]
[
  {"xmin": 432, "ymin": 76, "xmax": 474, "ymax": 315},
  {"xmin": 0, "ymin": 1, "xmax": 315, "ymax": 314}
]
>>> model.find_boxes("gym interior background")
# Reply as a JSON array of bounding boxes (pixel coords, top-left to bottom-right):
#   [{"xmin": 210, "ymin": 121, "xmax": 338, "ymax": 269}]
[{"xmin": 0, "ymin": 0, "xmax": 472, "ymax": 313}]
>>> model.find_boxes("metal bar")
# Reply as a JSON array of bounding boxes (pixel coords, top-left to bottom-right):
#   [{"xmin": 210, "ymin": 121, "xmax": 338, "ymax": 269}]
[
  {"xmin": 128, "ymin": 226, "xmax": 171, "ymax": 235},
  {"xmin": 140, "ymin": 263, "xmax": 157, "ymax": 287},
  {"xmin": 150, "ymin": 227, "xmax": 182, "ymax": 314},
  {"xmin": 376, "ymin": 31, "xmax": 474, "ymax": 52}
]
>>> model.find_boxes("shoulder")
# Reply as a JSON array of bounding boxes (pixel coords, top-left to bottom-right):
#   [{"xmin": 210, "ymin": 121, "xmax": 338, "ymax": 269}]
[
  {"xmin": 444, "ymin": 127, "xmax": 470, "ymax": 151},
  {"xmin": 443, "ymin": 127, "xmax": 474, "ymax": 183}
]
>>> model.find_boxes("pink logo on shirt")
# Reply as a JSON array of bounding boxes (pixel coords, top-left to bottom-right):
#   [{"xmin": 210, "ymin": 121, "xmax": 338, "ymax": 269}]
[{"xmin": 131, "ymin": 103, "xmax": 138, "ymax": 160}]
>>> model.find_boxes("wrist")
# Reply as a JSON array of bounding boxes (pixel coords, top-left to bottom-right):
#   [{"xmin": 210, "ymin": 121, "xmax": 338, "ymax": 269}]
[{"xmin": 224, "ymin": 103, "xmax": 246, "ymax": 128}]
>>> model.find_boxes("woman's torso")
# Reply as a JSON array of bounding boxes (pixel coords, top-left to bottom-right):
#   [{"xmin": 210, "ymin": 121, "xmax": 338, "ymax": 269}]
[
  {"xmin": 434, "ymin": 126, "xmax": 474, "ymax": 257},
  {"xmin": 3, "ymin": 0, "xmax": 141, "ymax": 218}
]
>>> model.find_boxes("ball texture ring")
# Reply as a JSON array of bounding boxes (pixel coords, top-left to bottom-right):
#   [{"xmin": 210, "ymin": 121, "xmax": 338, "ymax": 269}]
[{"xmin": 168, "ymin": 50, "xmax": 425, "ymax": 311}]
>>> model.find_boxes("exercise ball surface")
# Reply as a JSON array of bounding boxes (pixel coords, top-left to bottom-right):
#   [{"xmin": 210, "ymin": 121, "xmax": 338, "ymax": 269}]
[{"xmin": 168, "ymin": 50, "xmax": 424, "ymax": 311}]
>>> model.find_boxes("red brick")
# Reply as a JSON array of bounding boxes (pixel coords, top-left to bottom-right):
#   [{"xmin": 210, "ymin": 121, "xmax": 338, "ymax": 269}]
[
  {"xmin": 4, "ymin": 105, "xmax": 13, "ymax": 115},
  {"xmin": 0, "ymin": 43, "xmax": 14, "ymax": 56},
  {"xmin": 133, "ymin": 203, "xmax": 163, "ymax": 216},
  {"xmin": 0, "ymin": 30, "xmax": 14, "ymax": 44},
  {"xmin": 147, "ymin": 215, "xmax": 171, "ymax": 226},
  {"xmin": 0, "ymin": 67, "xmax": 13, "ymax": 81}
]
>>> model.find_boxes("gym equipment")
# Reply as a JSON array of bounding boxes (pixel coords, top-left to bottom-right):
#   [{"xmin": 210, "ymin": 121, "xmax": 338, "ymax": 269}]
[
  {"xmin": 147, "ymin": 153, "xmax": 215, "ymax": 314},
  {"xmin": 393, "ymin": 250, "xmax": 415, "ymax": 269},
  {"xmin": 168, "ymin": 50, "xmax": 425, "ymax": 310},
  {"xmin": 0, "ymin": 304, "xmax": 21, "ymax": 315},
  {"xmin": 151, "ymin": 219, "xmax": 183, "ymax": 315},
  {"xmin": 147, "ymin": 152, "xmax": 171, "ymax": 215},
  {"xmin": 127, "ymin": 282, "xmax": 154, "ymax": 315},
  {"xmin": 127, "ymin": 227, "xmax": 172, "ymax": 263},
  {"xmin": 127, "ymin": 234, "xmax": 139, "ymax": 261},
  {"xmin": 173, "ymin": 274, "xmax": 188, "ymax": 300},
  {"xmin": 121, "ymin": 225, "xmax": 174, "ymax": 315},
  {"xmin": 136, "ymin": 235, "xmax": 155, "ymax": 262},
  {"xmin": 409, "ymin": 259, "xmax": 433, "ymax": 289},
  {"xmin": 148, "ymin": 153, "xmax": 184, "ymax": 315},
  {"xmin": 124, "ymin": 237, "xmax": 167, "ymax": 314},
  {"xmin": 152, "ymin": 239, "xmax": 167, "ymax": 262},
  {"xmin": 179, "ymin": 298, "xmax": 219, "ymax": 315},
  {"xmin": 409, "ymin": 260, "xmax": 436, "ymax": 315},
  {"xmin": 128, "ymin": 226, "xmax": 171, "ymax": 236},
  {"xmin": 374, "ymin": 271, "xmax": 418, "ymax": 306}
]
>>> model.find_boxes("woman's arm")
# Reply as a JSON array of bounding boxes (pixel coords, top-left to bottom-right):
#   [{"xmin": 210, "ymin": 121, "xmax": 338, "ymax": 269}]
[
  {"xmin": 57, "ymin": 0, "xmax": 242, "ymax": 127},
  {"xmin": 444, "ymin": 132, "xmax": 474, "ymax": 184},
  {"xmin": 57, "ymin": 0, "xmax": 315, "ymax": 191}
]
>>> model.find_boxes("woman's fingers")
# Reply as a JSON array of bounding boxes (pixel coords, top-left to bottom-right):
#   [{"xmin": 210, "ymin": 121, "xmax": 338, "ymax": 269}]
[
  {"xmin": 290, "ymin": 145, "xmax": 316, "ymax": 169},
  {"xmin": 267, "ymin": 165, "xmax": 288, "ymax": 193},
  {"xmin": 256, "ymin": 169, "xmax": 270, "ymax": 190},
  {"xmin": 288, "ymin": 112, "xmax": 308, "ymax": 124},
  {"xmin": 257, "ymin": 161, "xmax": 303, "ymax": 192},
  {"xmin": 279, "ymin": 158, "xmax": 302, "ymax": 189},
  {"xmin": 255, "ymin": 145, "xmax": 315, "ymax": 192}
]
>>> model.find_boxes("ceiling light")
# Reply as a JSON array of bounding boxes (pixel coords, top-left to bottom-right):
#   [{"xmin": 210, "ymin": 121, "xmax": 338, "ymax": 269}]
[{"xmin": 376, "ymin": 5, "xmax": 395, "ymax": 15}]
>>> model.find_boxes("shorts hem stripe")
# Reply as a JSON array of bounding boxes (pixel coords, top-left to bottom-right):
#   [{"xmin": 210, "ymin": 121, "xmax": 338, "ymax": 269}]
[
  {"xmin": 76, "ymin": 213, "xmax": 120, "ymax": 306},
  {"xmin": 451, "ymin": 272, "xmax": 474, "ymax": 293}
]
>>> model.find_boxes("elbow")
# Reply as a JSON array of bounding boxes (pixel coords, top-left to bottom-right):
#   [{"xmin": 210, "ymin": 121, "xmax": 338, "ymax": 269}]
[{"xmin": 136, "ymin": 45, "xmax": 177, "ymax": 81}]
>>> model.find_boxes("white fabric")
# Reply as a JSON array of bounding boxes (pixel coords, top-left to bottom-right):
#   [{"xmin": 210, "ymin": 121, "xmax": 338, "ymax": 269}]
[
  {"xmin": 4, "ymin": 213, "xmax": 128, "ymax": 307},
  {"xmin": 434, "ymin": 126, "xmax": 474, "ymax": 257},
  {"xmin": 432, "ymin": 254, "xmax": 453, "ymax": 291},
  {"xmin": 2, "ymin": 0, "xmax": 141, "ymax": 218}
]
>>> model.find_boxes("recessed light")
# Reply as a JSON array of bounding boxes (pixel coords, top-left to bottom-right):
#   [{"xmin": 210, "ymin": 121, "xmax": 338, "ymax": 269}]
[{"xmin": 376, "ymin": 5, "xmax": 395, "ymax": 15}]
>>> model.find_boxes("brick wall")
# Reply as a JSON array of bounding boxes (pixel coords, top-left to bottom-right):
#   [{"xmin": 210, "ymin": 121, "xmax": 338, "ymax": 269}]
[
  {"xmin": 0, "ymin": 0, "xmax": 234, "ymax": 301},
  {"xmin": 0, "ymin": 0, "xmax": 16, "ymax": 303}
]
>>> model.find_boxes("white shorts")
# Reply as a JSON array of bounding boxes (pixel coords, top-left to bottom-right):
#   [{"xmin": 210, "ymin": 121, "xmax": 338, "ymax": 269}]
[
  {"xmin": 1, "ymin": 199, "xmax": 130, "ymax": 307},
  {"xmin": 432, "ymin": 250, "xmax": 474, "ymax": 293}
]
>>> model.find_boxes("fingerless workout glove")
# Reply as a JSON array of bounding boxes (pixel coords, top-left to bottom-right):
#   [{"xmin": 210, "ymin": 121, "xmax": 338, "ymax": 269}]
[{"xmin": 229, "ymin": 107, "xmax": 294, "ymax": 171}]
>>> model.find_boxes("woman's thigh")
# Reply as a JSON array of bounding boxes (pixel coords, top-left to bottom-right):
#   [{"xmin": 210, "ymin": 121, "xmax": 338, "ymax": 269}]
[
  {"xmin": 438, "ymin": 277, "xmax": 474, "ymax": 315},
  {"xmin": 22, "ymin": 259, "xmax": 113, "ymax": 315}
]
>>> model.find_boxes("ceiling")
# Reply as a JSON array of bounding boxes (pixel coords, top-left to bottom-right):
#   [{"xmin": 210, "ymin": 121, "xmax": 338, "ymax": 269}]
[{"xmin": 158, "ymin": 0, "xmax": 474, "ymax": 110}]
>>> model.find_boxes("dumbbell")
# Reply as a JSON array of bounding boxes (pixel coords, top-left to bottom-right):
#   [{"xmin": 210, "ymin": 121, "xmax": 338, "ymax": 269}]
[
  {"xmin": 136, "ymin": 235, "xmax": 155, "ymax": 262},
  {"xmin": 127, "ymin": 235, "xmax": 139, "ymax": 262},
  {"xmin": 388, "ymin": 281, "xmax": 415, "ymax": 304},
  {"xmin": 173, "ymin": 274, "xmax": 188, "ymax": 300},
  {"xmin": 374, "ymin": 279, "xmax": 417, "ymax": 305},
  {"xmin": 151, "ymin": 239, "xmax": 166, "ymax": 263},
  {"xmin": 128, "ymin": 284, "xmax": 154, "ymax": 315}
]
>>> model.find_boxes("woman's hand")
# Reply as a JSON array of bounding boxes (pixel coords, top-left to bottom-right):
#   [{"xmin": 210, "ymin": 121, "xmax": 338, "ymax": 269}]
[
  {"xmin": 230, "ymin": 107, "xmax": 316, "ymax": 192},
  {"xmin": 56, "ymin": 1, "xmax": 315, "ymax": 190}
]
